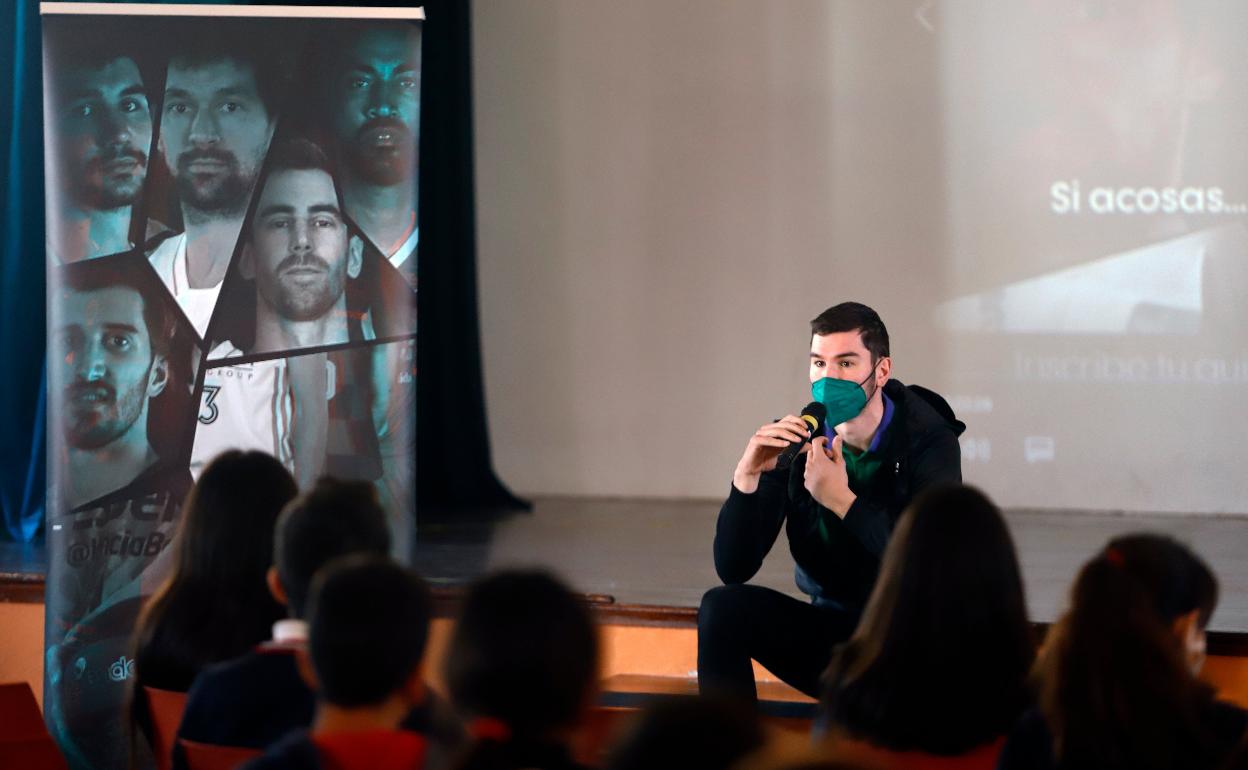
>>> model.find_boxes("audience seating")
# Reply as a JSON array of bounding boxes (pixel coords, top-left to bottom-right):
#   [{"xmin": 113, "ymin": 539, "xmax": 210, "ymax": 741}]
[
  {"xmin": 0, "ymin": 682, "xmax": 48, "ymax": 741},
  {"xmin": 0, "ymin": 682, "xmax": 68, "ymax": 770},
  {"xmin": 0, "ymin": 736, "xmax": 69, "ymax": 770},
  {"xmin": 146, "ymin": 686, "xmax": 189, "ymax": 770},
  {"xmin": 826, "ymin": 735, "xmax": 1006, "ymax": 770},
  {"xmin": 180, "ymin": 738, "xmax": 262, "ymax": 770}
]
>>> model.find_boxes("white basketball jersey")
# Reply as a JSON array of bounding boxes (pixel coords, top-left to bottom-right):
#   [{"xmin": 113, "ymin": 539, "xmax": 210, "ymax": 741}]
[
  {"xmin": 148, "ymin": 232, "xmax": 224, "ymax": 339},
  {"xmin": 190, "ymin": 343, "xmax": 295, "ymax": 478}
]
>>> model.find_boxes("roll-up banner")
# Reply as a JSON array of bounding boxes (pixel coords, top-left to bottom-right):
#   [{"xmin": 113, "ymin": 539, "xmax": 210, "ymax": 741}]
[{"xmin": 41, "ymin": 4, "xmax": 421, "ymax": 767}]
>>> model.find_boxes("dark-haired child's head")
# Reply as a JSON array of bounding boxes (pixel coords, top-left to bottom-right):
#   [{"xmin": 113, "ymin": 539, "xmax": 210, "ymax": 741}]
[
  {"xmin": 822, "ymin": 484, "xmax": 1033, "ymax": 754},
  {"xmin": 605, "ymin": 695, "xmax": 765, "ymax": 770},
  {"xmin": 270, "ymin": 477, "xmax": 392, "ymax": 618},
  {"xmin": 1036, "ymin": 533, "xmax": 1222, "ymax": 768},
  {"xmin": 445, "ymin": 570, "xmax": 599, "ymax": 741},
  {"xmin": 1088, "ymin": 533, "xmax": 1217, "ymax": 671},
  {"xmin": 305, "ymin": 556, "xmax": 432, "ymax": 708},
  {"xmin": 1053, "ymin": 532, "xmax": 1217, "ymax": 684},
  {"xmin": 175, "ymin": 450, "xmax": 297, "ymax": 597}
]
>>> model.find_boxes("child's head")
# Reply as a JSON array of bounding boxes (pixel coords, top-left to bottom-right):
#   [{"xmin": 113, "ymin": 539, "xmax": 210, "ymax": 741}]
[
  {"xmin": 306, "ymin": 556, "xmax": 432, "ymax": 708},
  {"xmin": 1038, "ymin": 533, "xmax": 1220, "ymax": 767},
  {"xmin": 272, "ymin": 478, "xmax": 392, "ymax": 618},
  {"xmin": 445, "ymin": 570, "xmax": 599, "ymax": 741}
]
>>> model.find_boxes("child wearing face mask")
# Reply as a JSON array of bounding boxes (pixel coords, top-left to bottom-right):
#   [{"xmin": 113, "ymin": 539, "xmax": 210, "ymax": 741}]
[{"xmin": 998, "ymin": 534, "xmax": 1247, "ymax": 770}]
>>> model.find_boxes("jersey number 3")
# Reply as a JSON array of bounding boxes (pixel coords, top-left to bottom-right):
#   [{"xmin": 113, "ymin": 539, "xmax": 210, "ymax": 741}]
[{"xmin": 199, "ymin": 384, "xmax": 221, "ymax": 425}]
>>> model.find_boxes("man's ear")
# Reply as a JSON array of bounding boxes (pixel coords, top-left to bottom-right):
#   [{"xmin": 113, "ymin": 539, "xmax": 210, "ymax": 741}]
[
  {"xmin": 347, "ymin": 235, "xmax": 363, "ymax": 280},
  {"xmin": 239, "ymin": 241, "xmax": 255, "ymax": 280},
  {"xmin": 876, "ymin": 356, "xmax": 892, "ymax": 385},
  {"xmin": 147, "ymin": 355, "xmax": 169, "ymax": 398},
  {"xmin": 296, "ymin": 648, "xmax": 320, "ymax": 693},
  {"xmin": 266, "ymin": 566, "xmax": 288, "ymax": 608}
]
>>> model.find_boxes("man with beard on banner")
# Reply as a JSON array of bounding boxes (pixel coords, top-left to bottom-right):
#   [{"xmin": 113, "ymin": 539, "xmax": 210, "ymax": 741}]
[
  {"xmin": 193, "ymin": 137, "xmax": 414, "ymax": 542},
  {"xmin": 44, "ymin": 24, "xmax": 161, "ymax": 263},
  {"xmin": 321, "ymin": 23, "xmax": 421, "ymax": 288},
  {"xmin": 46, "ymin": 259, "xmax": 195, "ymax": 770},
  {"xmin": 147, "ymin": 31, "xmax": 280, "ymax": 338},
  {"xmin": 241, "ymin": 137, "xmax": 368, "ymax": 355}
]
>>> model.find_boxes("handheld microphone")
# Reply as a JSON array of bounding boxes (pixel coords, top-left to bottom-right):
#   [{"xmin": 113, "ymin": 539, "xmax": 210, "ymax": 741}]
[{"xmin": 775, "ymin": 402, "xmax": 827, "ymax": 470}]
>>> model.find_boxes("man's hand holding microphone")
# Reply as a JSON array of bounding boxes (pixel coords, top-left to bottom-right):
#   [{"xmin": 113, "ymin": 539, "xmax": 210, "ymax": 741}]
[
  {"xmin": 732, "ymin": 401, "xmax": 856, "ymax": 518},
  {"xmin": 732, "ymin": 403, "xmax": 825, "ymax": 493}
]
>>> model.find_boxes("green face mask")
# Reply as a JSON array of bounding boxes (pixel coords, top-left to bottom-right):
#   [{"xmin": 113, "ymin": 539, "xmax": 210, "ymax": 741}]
[{"xmin": 811, "ymin": 366, "xmax": 878, "ymax": 426}]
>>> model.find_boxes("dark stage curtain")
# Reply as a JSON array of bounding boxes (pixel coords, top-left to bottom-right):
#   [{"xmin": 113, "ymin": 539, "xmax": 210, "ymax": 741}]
[
  {"xmin": 0, "ymin": 0, "xmax": 523, "ymax": 545},
  {"xmin": 417, "ymin": 0, "xmax": 528, "ymax": 511},
  {"xmin": 1, "ymin": 0, "xmax": 46, "ymax": 543}
]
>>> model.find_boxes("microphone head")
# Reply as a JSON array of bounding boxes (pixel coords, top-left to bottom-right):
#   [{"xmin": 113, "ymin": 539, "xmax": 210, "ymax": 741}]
[{"xmin": 800, "ymin": 401, "xmax": 826, "ymax": 434}]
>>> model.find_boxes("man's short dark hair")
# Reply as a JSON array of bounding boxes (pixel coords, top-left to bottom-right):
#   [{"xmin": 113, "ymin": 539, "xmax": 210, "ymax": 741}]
[
  {"xmin": 273, "ymin": 478, "xmax": 391, "ymax": 618},
  {"xmin": 309, "ymin": 21, "xmax": 422, "ymax": 101},
  {"xmin": 167, "ymin": 23, "xmax": 286, "ymax": 118},
  {"xmin": 810, "ymin": 302, "xmax": 890, "ymax": 363},
  {"xmin": 44, "ymin": 18, "xmax": 153, "ymax": 82},
  {"xmin": 260, "ymin": 136, "xmax": 346, "ymax": 213},
  {"xmin": 267, "ymin": 136, "xmax": 334, "ymax": 176},
  {"xmin": 60, "ymin": 260, "xmax": 176, "ymax": 359},
  {"xmin": 306, "ymin": 556, "xmax": 431, "ymax": 707}
]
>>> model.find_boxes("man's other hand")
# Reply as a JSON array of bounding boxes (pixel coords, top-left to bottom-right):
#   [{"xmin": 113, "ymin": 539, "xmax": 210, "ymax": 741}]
[{"xmin": 803, "ymin": 435, "xmax": 856, "ymax": 517}]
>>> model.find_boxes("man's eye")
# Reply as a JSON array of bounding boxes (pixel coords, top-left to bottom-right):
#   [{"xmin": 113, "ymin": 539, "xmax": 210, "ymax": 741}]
[
  {"xmin": 399, "ymin": 77, "xmax": 417, "ymax": 89},
  {"xmin": 839, "ymin": 360, "xmax": 853, "ymax": 368},
  {"xmin": 120, "ymin": 98, "xmax": 145, "ymax": 114},
  {"xmin": 351, "ymin": 78, "xmax": 370, "ymax": 89},
  {"xmin": 312, "ymin": 217, "xmax": 337, "ymax": 229},
  {"xmin": 167, "ymin": 102, "xmax": 190, "ymax": 115},
  {"xmin": 220, "ymin": 101, "xmax": 241, "ymax": 113},
  {"xmin": 268, "ymin": 218, "xmax": 292, "ymax": 229},
  {"xmin": 69, "ymin": 103, "xmax": 93, "ymax": 118},
  {"xmin": 105, "ymin": 335, "xmax": 132, "ymax": 352},
  {"xmin": 813, "ymin": 360, "xmax": 825, "ymax": 368}
]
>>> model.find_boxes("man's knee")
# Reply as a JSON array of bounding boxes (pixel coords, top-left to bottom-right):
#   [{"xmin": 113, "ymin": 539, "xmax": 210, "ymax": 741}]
[{"xmin": 698, "ymin": 584, "xmax": 755, "ymax": 639}]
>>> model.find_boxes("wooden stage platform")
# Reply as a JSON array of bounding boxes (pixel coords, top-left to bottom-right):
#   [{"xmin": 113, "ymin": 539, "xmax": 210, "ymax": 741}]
[
  {"xmin": 414, "ymin": 496, "xmax": 1248, "ymax": 635},
  {"xmin": 412, "ymin": 496, "xmax": 1248, "ymax": 712},
  {"xmin": 4, "ymin": 497, "xmax": 1248, "ymax": 717},
  {"xmin": 5, "ymin": 496, "xmax": 1248, "ymax": 635}
]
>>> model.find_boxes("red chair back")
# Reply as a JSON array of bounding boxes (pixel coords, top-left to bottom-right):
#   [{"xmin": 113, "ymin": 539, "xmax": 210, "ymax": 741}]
[
  {"xmin": 0, "ymin": 736, "xmax": 69, "ymax": 770},
  {"xmin": 829, "ymin": 735, "xmax": 1006, "ymax": 770},
  {"xmin": 0, "ymin": 682, "xmax": 47, "ymax": 741},
  {"xmin": 180, "ymin": 739, "xmax": 262, "ymax": 770},
  {"xmin": 144, "ymin": 687, "xmax": 189, "ymax": 770}
]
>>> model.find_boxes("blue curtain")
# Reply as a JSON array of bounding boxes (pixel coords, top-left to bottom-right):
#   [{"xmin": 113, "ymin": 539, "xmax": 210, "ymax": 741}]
[
  {"xmin": 1, "ymin": 0, "xmax": 212, "ymax": 544},
  {"xmin": 1, "ymin": 0, "xmax": 45, "ymax": 543}
]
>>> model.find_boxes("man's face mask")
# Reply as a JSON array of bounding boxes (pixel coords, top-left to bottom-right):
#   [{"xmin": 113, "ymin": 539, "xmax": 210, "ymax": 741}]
[{"xmin": 811, "ymin": 362, "xmax": 880, "ymax": 426}]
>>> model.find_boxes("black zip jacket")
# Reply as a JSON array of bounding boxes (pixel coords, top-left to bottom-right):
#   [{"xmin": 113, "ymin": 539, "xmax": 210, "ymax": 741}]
[{"xmin": 713, "ymin": 379, "xmax": 965, "ymax": 614}]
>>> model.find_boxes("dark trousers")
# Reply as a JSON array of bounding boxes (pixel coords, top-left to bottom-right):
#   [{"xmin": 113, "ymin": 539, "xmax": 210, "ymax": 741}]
[{"xmin": 697, "ymin": 583, "xmax": 858, "ymax": 701}]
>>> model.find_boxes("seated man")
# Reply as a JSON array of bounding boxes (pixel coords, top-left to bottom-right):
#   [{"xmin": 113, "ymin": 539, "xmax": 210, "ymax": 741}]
[
  {"xmin": 241, "ymin": 556, "xmax": 434, "ymax": 770},
  {"xmin": 698, "ymin": 302, "xmax": 964, "ymax": 700},
  {"xmin": 175, "ymin": 480, "xmax": 455, "ymax": 768}
]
